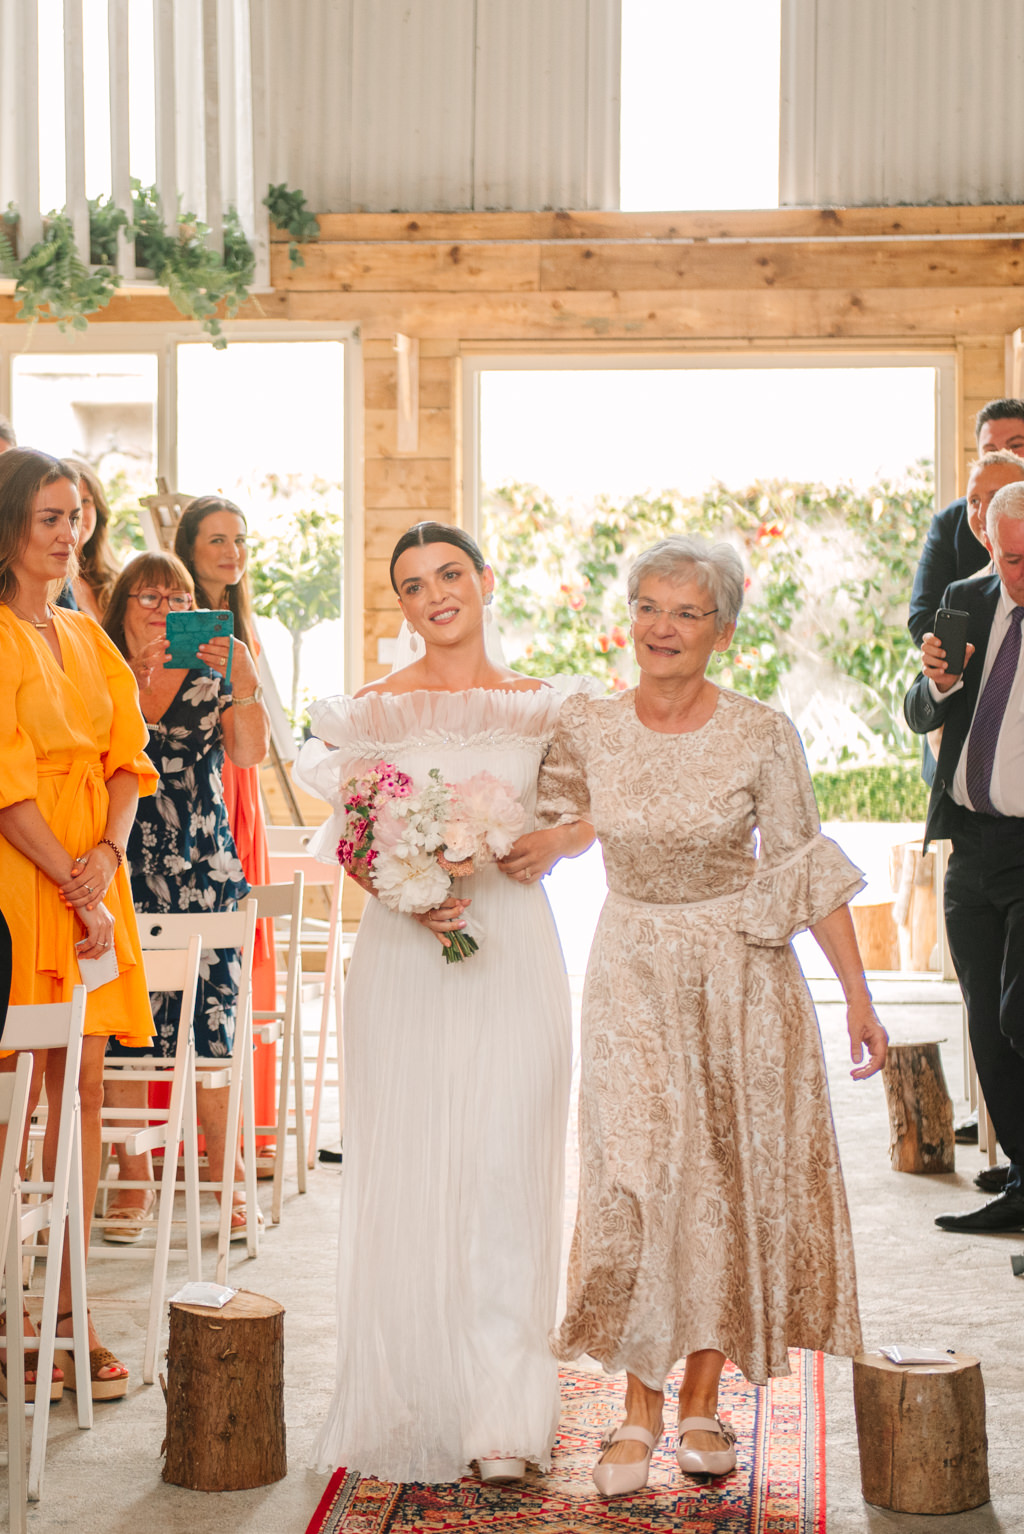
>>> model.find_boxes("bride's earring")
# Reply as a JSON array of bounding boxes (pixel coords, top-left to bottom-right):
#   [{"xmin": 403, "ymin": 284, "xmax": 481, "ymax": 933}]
[{"xmin": 403, "ymin": 618, "xmax": 423, "ymax": 657}]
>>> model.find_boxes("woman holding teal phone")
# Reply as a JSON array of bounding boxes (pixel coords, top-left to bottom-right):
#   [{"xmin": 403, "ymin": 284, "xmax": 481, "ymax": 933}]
[
  {"xmin": 102, "ymin": 551, "xmax": 270, "ymax": 1239},
  {"xmin": 174, "ymin": 496, "xmax": 280, "ymax": 1167}
]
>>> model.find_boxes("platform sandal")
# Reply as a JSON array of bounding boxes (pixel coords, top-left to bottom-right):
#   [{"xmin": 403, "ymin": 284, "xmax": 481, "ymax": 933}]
[{"xmin": 54, "ymin": 1312, "xmax": 128, "ymax": 1401}]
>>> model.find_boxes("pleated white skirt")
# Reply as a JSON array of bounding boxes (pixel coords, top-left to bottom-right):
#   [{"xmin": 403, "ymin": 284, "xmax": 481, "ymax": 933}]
[{"xmin": 312, "ymin": 862, "xmax": 572, "ymax": 1484}]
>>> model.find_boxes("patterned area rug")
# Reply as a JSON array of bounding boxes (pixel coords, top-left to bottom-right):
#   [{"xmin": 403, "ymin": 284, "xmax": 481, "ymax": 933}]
[{"xmin": 305, "ymin": 1350, "xmax": 825, "ymax": 1534}]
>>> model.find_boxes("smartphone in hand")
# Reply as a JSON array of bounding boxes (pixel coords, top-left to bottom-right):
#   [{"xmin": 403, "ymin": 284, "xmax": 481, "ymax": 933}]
[
  {"xmin": 165, "ymin": 610, "xmax": 233, "ymax": 669},
  {"xmin": 933, "ymin": 607, "xmax": 970, "ymax": 676}
]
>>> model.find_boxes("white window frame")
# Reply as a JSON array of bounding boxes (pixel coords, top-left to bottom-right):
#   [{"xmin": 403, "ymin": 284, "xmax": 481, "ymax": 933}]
[
  {"xmin": 461, "ymin": 348, "xmax": 957, "ymax": 542},
  {"xmin": 0, "ymin": 319, "xmax": 364, "ymax": 691}
]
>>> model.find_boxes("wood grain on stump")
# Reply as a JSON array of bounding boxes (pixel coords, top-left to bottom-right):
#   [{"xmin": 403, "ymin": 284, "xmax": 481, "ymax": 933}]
[
  {"xmin": 853, "ymin": 1352, "xmax": 989, "ymax": 1514},
  {"xmin": 163, "ymin": 1289, "xmax": 286, "ymax": 1491},
  {"xmin": 881, "ymin": 1040, "xmax": 955, "ymax": 1173},
  {"xmin": 851, "ymin": 900, "xmax": 899, "ymax": 970}
]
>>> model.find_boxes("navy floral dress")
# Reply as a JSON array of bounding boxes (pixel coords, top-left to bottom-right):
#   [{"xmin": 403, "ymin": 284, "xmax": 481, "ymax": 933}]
[{"xmin": 110, "ymin": 671, "xmax": 249, "ymax": 1059}]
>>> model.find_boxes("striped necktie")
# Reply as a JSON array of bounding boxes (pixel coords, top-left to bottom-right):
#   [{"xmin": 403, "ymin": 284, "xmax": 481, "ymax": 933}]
[{"xmin": 964, "ymin": 606, "xmax": 1024, "ymax": 815}]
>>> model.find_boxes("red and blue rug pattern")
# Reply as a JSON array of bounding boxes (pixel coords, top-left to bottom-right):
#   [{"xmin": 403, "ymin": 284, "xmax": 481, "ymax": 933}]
[{"xmin": 305, "ymin": 1350, "xmax": 825, "ymax": 1533}]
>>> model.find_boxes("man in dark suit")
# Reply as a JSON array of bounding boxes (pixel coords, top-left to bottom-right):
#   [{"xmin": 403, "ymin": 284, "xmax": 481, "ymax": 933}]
[
  {"xmin": 909, "ymin": 398, "xmax": 1024, "ymax": 648},
  {"xmin": 905, "ymin": 482, "xmax": 1024, "ymax": 1231}
]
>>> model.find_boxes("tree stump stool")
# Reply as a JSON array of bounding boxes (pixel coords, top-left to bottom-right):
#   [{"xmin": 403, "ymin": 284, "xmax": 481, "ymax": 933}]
[
  {"xmin": 881, "ymin": 1040, "xmax": 954, "ymax": 1173},
  {"xmin": 851, "ymin": 899, "xmax": 899, "ymax": 970},
  {"xmin": 163, "ymin": 1290, "xmax": 286, "ymax": 1491},
  {"xmin": 853, "ymin": 1352, "xmax": 989, "ymax": 1514}
]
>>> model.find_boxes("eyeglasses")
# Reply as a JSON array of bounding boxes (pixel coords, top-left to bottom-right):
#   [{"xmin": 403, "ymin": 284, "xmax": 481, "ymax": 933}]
[
  {"xmin": 129, "ymin": 590, "xmax": 193, "ymax": 611},
  {"xmin": 628, "ymin": 599, "xmax": 719, "ymax": 628}
]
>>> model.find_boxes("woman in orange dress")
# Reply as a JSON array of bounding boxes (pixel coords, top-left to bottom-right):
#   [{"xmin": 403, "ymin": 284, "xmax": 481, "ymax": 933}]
[
  {"xmin": 173, "ymin": 497, "xmax": 278, "ymax": 1163},
  {"xmin": 0, "ymin": 448, "xmax": 156, "ymax": 1400}
]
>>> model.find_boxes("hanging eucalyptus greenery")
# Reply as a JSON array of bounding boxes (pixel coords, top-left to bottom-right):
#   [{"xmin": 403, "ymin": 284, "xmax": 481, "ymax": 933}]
[
  {"xmin": 0, "ymin": 180, "xmax": 314, "ymax": 346},
  {"xmin": 263, "ymin": 183, "xmax": 320, "ymax": 267}
]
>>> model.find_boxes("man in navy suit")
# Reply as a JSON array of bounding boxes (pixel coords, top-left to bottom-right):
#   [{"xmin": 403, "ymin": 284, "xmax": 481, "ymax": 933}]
[
  {"xmin": 909, "ymin": 398, "xmax": 1024, "ymax": 648},
  {"xmin": 905, "ymin": 483, "xmax": 1024, "ymax": 1230}
]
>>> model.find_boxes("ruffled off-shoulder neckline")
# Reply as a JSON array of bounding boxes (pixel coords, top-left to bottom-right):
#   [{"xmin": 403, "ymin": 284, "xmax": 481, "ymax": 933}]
[{"xmin": 308, "ymin": 678, "xmax": 597, "ymax": 748}]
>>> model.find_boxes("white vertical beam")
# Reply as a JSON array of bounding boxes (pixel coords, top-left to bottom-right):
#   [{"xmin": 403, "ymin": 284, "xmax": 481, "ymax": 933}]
[
  {"xmin": 1, "ymin": 0, "xmax": 42, "ymax": 249},
  {"xmin": 201, "ymin": 0, "xmax": 223, "ymax": 251},
  {"xmin": 779, "ymin": 0, "xmax": 817, "ymax": 205},
  {"xmin": 343, "ymin": 330, "xmax": 364, "ymax": 694},
  {"xmin": 153, "ymin": 0, "xmax": 178, "ymax": 232},
  {"xmin": 585, "ymin": 0, "xmax": 620, "ymax": 210},
  {"xmin": 248, "ymin": 0, "xmax": 271, "ymax": 286},
  {"xmin": 108, "ymin": 0, "xmax": 134, "ymax": 278},
  {"xmin": 63, "ymin": 0, "xmax": 89, "ymax": 256},
  {"xmin": 218, "ymin": 0, "xmax": 239, "ymax": 215}
]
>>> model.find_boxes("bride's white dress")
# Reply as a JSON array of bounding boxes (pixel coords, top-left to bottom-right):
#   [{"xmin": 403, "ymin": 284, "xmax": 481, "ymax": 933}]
[{"xmin": 294, "ymin": 687, "xmax": 574, "ymax": 1484}]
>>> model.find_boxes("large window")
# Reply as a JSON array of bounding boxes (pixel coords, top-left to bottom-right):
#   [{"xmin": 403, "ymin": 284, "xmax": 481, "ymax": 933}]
[{"xmin": 1, "ymin": 324, "xmax": 359, "ymax": 710}]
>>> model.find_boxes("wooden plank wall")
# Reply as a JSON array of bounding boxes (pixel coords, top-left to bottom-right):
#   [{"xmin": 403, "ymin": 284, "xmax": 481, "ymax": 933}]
[{"xmin": 4, "ymin": 205, "xmax": 1023, "ymax": 683}]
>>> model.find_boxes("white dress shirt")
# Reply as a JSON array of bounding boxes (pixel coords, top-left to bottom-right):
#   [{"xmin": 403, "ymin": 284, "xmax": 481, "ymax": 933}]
[{"xmin": 943, "ymin": 584, "xmax": 1024, "ymax": 815}]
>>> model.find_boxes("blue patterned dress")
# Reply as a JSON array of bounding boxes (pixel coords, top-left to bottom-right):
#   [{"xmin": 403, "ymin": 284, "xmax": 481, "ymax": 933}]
[{"xmin": 110, "ymin": 671, "xmax": 249, "ymax": 1059}]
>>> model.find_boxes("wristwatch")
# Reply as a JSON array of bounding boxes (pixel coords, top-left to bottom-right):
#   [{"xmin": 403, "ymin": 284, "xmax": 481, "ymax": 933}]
[{"xmin": 232, "ymin": 684, "xmax": 264, "ymax": 707}]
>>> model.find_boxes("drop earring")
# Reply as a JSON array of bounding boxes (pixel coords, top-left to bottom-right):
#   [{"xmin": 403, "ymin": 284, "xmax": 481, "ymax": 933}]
[{"xmin": 403, "ymin": 618, "xmax": 423, "ymax": 657}]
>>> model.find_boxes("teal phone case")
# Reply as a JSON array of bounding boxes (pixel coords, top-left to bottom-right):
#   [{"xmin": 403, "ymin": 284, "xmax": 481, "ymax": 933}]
[{"xmin": 165, "ymin": 610, "xmax": 234, "ymax": 669}]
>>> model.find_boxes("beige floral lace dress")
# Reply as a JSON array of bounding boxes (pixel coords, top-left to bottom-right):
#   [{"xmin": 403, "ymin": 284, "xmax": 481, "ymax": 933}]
[{"xmin": 537, "ymin": 687, "xmax": 866, "ymax": 1388}]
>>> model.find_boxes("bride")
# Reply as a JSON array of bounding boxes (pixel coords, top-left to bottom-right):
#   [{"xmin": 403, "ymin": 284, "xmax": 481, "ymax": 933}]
[{"xmin": 294, "ymin": 521, "xmax": 593, "ymax": 1485}]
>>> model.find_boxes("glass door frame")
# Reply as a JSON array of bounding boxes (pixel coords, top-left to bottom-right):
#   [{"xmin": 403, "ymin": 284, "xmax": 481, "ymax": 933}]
[{"xmin": 0, "ymin": 319, "xmax": 364, "ymax": 690}]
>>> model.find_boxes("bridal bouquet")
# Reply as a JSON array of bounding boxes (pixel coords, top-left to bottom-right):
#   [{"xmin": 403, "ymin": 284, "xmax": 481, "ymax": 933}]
[{"xmin": 336, "ymin": 762, "xmax": 526, "ymax": 962}]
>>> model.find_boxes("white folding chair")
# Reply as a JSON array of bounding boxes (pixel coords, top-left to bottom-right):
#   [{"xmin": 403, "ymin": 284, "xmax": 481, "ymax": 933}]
[
  {"xmin": 95, "ymin": 935, "xmax": 204, "ymax": 1384},
  {"xmin": 247, "ymin": 875, "xmax": 306, "ymax": 1224},
  {"xmin": 0, "ymin": 1054, "xmax": 35, "ymax": 1534},
  {"xmin": 266, "ymin": 827, "xmax": 353, "ymax": 1166},
  {"xmin": 133, "ymin": 902, "xmax": 260, "ymax": 1285},
  {"xmin": 2, "ymin": 990, "xmax": 90, "ymax": 1503}
]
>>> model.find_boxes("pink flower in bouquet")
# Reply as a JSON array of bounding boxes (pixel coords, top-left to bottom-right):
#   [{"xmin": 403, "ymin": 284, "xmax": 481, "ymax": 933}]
[{"xmin": 449, "ymin": 772, "xmax": 526, "ymax": 861}]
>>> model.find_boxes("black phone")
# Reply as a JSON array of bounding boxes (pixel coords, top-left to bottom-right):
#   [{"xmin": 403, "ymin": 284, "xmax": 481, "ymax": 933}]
[{"xmin": 933, "ymin": 607, "xmax": 969, "ymax": 677}]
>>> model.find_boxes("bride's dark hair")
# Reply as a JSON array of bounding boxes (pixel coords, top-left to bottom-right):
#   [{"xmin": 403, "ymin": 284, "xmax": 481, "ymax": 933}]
[{"xmin": 389, "ymin": 521, "xmax": 486, "ymax": 592}]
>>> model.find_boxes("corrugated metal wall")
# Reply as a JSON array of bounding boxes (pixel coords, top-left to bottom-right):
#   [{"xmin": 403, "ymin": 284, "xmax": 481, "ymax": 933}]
[
  {"xmin": 263, "ymin": 0, "xmax": 620, "ymax": 211},
  {"xmin": 781, "ymin": 0, "xmax": 1024, "ymax": 206}
]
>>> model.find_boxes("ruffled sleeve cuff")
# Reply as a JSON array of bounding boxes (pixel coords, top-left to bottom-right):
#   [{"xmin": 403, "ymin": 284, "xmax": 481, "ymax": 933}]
[{"xmin": 737, "ymin": 832, "xmax": 865, "ymax": 947}]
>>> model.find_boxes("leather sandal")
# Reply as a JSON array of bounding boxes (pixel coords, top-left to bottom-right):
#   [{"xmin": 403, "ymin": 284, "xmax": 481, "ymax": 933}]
[
  {"xmin": 676, "ymin": 1415, "xmax": 737, "ymax": 1478},
  {"xmin": 592, "ymin": 1419, "xmax": 663, "ymax": 1498},
  {"xmin": 229, "ymin": 1204, "xmax": 266, "ymax": 1242},
  {"xmin": 101, "ymin": 1192, "xmax": 156, "ymax": 1244},
  {"xmin": 54, "ymin": 1312, "xmax": 128, "ymax": 1401},
  {"xmin": 0, "ymin": 1309, "xmax": 63, "ymax": 1403}
]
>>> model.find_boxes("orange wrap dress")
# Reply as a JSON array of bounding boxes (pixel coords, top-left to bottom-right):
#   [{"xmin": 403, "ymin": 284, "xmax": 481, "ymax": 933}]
[{"xmin": 0, "ymin": 606, "xmax": 157, "ymax": 1042}]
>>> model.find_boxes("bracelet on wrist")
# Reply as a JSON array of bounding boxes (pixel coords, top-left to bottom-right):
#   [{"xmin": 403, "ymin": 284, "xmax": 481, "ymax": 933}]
[{"xmin": 98, "ymin": 837, "xmax": 124, "ymax": 869}]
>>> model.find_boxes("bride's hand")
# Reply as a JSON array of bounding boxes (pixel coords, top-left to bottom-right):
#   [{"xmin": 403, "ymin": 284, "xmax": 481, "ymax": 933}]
[{"xmin": 413, "ymin": 896, "xmax": 471, "ymax": 949}]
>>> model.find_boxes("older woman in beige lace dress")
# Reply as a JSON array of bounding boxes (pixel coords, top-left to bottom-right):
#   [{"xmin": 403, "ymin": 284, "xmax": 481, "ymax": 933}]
[{"xmin": 520, "ymin": 535, "xmax": 887, "ymax": 1497}]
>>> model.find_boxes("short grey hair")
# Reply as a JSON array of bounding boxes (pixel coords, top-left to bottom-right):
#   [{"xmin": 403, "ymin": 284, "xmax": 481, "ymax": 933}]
[
  {"xmin": 627, "ymin": 536, "xmax": 745, "ymax": 632},
  {"xmin": 970, "ymin": 449, "xmax": 1024, "ymax": 478},
  {"xmin": 986, "ymin": 481, "xmax": 1024, "ymax": 540}
]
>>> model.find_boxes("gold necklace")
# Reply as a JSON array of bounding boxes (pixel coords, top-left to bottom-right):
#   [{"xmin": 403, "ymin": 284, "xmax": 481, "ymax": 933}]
[{"xmin": 7, "ymin": 601, "xmax": 52, "ymax": 629}]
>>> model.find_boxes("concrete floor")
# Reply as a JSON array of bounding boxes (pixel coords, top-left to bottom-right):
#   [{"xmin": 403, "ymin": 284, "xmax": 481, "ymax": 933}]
[{"xmin": 12, "ymin": 968, "xmax": 1023, "ymax": 1534}]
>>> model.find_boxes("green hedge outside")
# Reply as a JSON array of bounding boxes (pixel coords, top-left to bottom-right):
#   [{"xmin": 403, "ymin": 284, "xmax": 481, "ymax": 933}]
[{"xmin": 812, "ymin": 764, "xmax": 929, "ymax": 823}]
